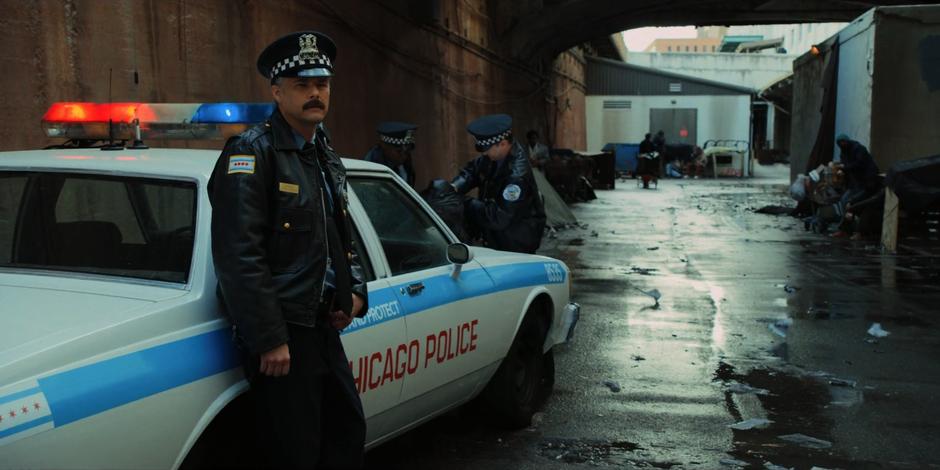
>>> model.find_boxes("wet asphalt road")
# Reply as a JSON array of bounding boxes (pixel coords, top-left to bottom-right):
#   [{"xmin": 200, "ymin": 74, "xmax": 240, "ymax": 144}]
[{"xmin": 366, "ymin": 165, "xmax": 940, "ymax": 469}]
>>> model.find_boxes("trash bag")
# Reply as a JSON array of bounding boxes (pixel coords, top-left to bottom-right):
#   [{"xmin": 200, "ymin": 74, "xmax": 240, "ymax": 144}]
[{"xmin": 421, "ymin": 179, "xmax": 471, "ymax": 242}]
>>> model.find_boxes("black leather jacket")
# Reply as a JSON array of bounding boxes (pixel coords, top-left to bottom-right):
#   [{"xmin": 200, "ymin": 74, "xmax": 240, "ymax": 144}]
[
  {"xmin": 208, "ymin": 109, "xmax": 368, "ymax": 355},
  {"xmin": 452, "ymin": 141, "xmax": 546, "ymax": 253}
]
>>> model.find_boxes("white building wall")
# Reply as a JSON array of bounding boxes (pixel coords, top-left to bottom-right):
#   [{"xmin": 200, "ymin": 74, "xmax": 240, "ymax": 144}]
[
  {"xmin": 586, "ymin": 95, "xmax": 752, "ymax": 152},
  {"xmin": 625, "ymin": 52, "xmax": 793, "ymax": 89}
]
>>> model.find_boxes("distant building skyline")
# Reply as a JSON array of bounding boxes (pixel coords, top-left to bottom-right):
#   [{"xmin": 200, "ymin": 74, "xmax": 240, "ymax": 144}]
[{"xmin": 622, "ymin": 23, "xmax": 846, "ymax": 54}]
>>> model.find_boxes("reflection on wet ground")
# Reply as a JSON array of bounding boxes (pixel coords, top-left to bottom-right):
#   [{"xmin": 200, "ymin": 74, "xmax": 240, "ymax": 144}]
[{"xmin": 366, "ymin": 166, "xmax": 940, "ymax": 469}]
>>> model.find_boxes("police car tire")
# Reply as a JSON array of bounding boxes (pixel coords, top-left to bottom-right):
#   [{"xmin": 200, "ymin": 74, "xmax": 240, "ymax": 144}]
[{"xmin": 482, "ymin": 314, "xmax": 548, "ymax": 429}]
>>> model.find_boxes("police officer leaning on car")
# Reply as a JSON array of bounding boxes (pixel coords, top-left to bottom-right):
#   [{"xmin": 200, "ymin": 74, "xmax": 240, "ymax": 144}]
[
  {"xmin": 208, "ymin": 31, "xmax": 368, "ymax": 469},
  {"xmin": 450, "ymin": 114, "xmax": 546, "ymax": 254}
]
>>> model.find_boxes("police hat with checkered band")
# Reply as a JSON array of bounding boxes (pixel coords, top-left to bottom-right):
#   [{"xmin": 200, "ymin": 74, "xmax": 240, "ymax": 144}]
[
  {"xmin": 466, "ymin": 114, "xmax": 513, "ymax": 152},
  {"xmin": 257, "ymin": 31, "xmax": 337, "ymax": 83},
  {"xmin": 377, "ymin": 121, "xmax": 417, "ymax": 147}
]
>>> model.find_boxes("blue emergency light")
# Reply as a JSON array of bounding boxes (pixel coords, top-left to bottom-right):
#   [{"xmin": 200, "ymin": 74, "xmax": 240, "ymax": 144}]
[{"xmin": 191, "ymin": 103, "xmax": 275, "ymax": 124}]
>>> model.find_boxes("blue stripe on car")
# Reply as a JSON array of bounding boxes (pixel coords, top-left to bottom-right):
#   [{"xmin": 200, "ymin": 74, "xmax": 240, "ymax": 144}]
[
  {"xmin": 0, "ymin": 387, "xmax": 41, "ymax": 406},
  {"xmin": 13, "ymin": 261, "xmax": 564, "ymax": 439},
  {"xmin": 0, "ymin": 415, "xmax": 54, "ymax": 440}
]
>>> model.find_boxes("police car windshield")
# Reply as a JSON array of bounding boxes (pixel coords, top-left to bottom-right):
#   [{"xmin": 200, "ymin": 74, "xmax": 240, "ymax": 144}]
[{"xmin": 0, "ymin": 172, "xmax": 196, "ymax": 284}]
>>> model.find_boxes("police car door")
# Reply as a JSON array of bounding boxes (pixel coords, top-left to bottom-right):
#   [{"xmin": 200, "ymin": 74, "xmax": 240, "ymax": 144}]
[
  {"xmin": 347, "ymin": 173, "xmax": 496, "ymax": 427},
  {"xmin": 337, "ymin": 188, "xmax": 407, "ymax": 444}
]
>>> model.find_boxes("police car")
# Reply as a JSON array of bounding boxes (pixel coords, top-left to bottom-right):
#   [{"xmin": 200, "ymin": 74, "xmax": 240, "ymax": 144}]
[{"xmin": 0, "ymin": 102, "xmax": 579, "ymax": 469}]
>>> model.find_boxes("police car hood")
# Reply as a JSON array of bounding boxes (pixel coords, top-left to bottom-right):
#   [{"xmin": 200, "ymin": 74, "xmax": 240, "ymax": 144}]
[{"xmin": 0, "ymin": 272, "xmax": 185, "ymax": 376}]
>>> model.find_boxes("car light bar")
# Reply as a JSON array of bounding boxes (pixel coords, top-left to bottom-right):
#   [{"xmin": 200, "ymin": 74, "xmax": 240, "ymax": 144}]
[{"xmin": 41, "ymin": 102, "xmax": 275, "ymax": 140}]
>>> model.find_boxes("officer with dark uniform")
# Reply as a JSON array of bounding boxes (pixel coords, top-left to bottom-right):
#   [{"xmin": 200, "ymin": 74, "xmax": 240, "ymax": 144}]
[
  {"xmin": 363, "ymin": 121, "xmax": 417, "ymax": 188},
  {"xmin": 451, "ymin": 114, "xmax": 546, "ymax": 253},
  {"xmin": 208, "ymin": 31, "xmax": 368, "ymax": 468}
]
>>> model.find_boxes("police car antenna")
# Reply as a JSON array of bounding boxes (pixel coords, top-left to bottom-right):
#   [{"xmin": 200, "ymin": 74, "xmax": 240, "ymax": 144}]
[{"xmin": 101, "ymin": 68, "xmax": 125, "ymax": 151}]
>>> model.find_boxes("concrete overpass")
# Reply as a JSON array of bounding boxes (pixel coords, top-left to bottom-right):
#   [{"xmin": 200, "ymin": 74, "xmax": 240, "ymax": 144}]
[{"xmin": 509, "ymin": 0, "xmax": 924, "ymax": 59}]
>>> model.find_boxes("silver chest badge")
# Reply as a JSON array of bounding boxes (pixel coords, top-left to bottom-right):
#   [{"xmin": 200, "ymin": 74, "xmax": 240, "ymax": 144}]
[{"xmin": 299, "ymin": 34, "xmax": 320, "ymax": 60}]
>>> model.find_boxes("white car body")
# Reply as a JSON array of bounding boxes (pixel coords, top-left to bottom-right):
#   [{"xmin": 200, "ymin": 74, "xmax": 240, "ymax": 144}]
[{"xmin": 0, "ymin": 148, "xmax": 578, "ymax": 469}]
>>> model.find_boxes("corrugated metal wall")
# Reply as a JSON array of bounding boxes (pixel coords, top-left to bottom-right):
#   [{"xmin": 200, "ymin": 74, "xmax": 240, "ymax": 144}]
[{"xmin": 586, "ymin": 57, "xmax": 752, "ymax": 96}]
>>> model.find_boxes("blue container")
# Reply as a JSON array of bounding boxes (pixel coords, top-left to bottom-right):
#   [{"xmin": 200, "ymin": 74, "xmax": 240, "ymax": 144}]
[{"xmin": 602, "ymin": 143, "xmax": 641, "ymax": 173}]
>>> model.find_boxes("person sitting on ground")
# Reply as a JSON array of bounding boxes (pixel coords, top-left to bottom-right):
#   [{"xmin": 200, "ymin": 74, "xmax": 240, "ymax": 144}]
[{"xmin": 831, "ymin": 134, "xmax": 881, "ymax": 237}]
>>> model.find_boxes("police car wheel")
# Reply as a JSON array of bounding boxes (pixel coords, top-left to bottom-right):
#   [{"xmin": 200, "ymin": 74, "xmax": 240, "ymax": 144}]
[{"xmin": 483, "ymin": 314, "xmax": 548, "ymax": 429}]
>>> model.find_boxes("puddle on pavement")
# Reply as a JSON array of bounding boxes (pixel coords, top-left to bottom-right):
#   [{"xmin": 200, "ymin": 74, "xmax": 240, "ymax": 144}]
[
  {"xmin": 865, "ymin": 312, "xmax": 932, "ymax": 328},
  {"xmin": 714, "ymin": 362, "xmax": 881, "ymax": 469}
]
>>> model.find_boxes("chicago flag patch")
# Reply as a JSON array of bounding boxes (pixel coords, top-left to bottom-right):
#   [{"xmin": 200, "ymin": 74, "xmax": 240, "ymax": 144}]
[{"xmin": 227, "ymin": 155, "xmax": 256, "ymax": 174}]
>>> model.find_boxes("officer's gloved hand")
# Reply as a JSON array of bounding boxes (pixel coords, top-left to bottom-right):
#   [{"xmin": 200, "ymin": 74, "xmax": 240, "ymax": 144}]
[
  {"xmin": 431, "ymin": 179, "xmax": 455, "ymax": 195},
  {"xmin": 465, "ymin": 198, "xmax": 484, "ymax": 215}
]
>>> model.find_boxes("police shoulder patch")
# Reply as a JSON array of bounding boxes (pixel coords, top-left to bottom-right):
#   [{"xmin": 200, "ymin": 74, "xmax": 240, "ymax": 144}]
[
  {"xmin": 502, "ymin": 183, "xmax": 522, "ymax": 202},
  {"xmin": 228, "ymin": 155, "xmax": 256, "ymax": 174}
]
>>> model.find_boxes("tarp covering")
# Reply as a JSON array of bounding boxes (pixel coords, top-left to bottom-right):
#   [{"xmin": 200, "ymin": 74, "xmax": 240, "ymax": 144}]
[
  {"xmin": 533, "ymin": 168, "xmax": 578, "ymax": 227},
  {"xmin": 885, "ymin": 154, "xmax": 940, "ymax": 212}
]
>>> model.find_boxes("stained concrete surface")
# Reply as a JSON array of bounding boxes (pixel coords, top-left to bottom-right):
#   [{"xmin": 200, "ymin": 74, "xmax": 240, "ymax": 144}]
[{"xmin": 365, "ymin": 164, "xmax": 940, "ymax": 469}]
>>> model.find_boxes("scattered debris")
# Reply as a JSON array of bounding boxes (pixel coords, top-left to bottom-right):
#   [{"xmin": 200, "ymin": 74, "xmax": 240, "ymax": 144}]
[
  {"xmin": 720, "ymin": 458, "xmax": 749, "ymax": 467},
  {"xmin": 728, "ymin": 418, "xmax": 773, "ymax": 430},
  {"xmin": 777, "ymin": 433, "xmax": 832, "ymax": 449},
  {"xmin": 631, "ymin": 355, "xmax": 646, "ymax": 361},
  {"xmin": 629, "ymin": 266, "xmax": 658, "ymax": 276},
  {"xmin": 590, "ymin": 230, "xmax": 599, "ymax": 237},
  {"xmin": 602, "ymin": 380, "xmax": 621, "ymax": 393},
  {"xmin": 647, "ymin": 246, "xmax": 660, "ymax": 251},
  {"xmin": 569, "ymin": 238, "xmax": 585, "ymax": 246},
  {"xmin": 769, "ymin": 317, "xmax": 793, "ymax": 338},
  {"xmin": 828, "ymin": 378, "xmax": 857, "ymax": 388},
  {"xmin": 726, "ymin": 382, "xmax": 771, "ymax": 395},
  {"xmin": 867, "ymin": 322, "xmax": 891, "ymax": 338},
  {"xmin": 783, "ymin": 284, "xmax": 799, "ymax": 294},
  {"xmin": 634, "ymin": 287, "xmax": 662, "ymax": 305}
]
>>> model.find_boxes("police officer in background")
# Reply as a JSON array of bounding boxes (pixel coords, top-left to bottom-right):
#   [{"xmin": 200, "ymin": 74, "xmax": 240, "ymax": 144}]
[
  {"xmin": 364, "ymin": 121, "xmax": 417, "ymax": 187},
  {"xmin": 451, "ymin": 114, "xmax": 546, "ymax": 253},
  {"xmin": 208, "ymin": 31, "xmax": 368, "ymax": 468}
]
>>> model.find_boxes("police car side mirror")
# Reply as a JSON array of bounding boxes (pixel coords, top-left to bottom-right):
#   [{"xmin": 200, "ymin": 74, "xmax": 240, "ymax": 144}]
[{"xmin": 447, "ymin": 243, "xmax": 473, "ymax": 279}]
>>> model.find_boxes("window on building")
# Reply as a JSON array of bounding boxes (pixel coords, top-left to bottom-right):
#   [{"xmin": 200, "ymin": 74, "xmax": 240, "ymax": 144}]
[
  {"xmin": 694, "ymin": 45, "xmax": 698, "ymax": 52},
  {"xmin": 712, "ymin": 45, "xmax": 716, "ymax": 52},
  {"xmin": 685, "ymin": 46, "xmax": 689, "ymax": 52},
  {"xmin": 667, "ymin": 46, "xmax": 672, "ymax": 52}
]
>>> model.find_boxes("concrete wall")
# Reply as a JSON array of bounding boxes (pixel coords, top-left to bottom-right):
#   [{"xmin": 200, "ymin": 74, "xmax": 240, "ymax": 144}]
[
  {"xmin": 0, "ymin": 0, "xmax": 586, "ymax": 189},
  {"xmin": 870, "ymin": 6, "xmax": 940, "ymax": 167},
  {"xmin": 585, "ymin": 95, "xmax": 751, "ymax": 152},
  {"xmin": 625, "ymin": 52, "xmax": 792, "ymax": 89}
]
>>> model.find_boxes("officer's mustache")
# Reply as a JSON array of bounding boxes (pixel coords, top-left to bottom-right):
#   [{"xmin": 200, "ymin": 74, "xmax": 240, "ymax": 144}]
[{"xmin": 303, "ymin": 99, "xmax": 326, "ymax": 110}]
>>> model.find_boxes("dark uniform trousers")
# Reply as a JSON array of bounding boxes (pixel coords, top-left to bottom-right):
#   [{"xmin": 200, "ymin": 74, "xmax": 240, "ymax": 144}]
[{"xmin": 241, "ymin": 314, "xmax": 365, "ymax": 469}]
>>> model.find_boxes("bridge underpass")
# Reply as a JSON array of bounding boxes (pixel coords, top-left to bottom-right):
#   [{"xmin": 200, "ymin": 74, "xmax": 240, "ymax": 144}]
[{"xmin": 1, "ymin": 0, "xmax": 921, "ymax": 186}]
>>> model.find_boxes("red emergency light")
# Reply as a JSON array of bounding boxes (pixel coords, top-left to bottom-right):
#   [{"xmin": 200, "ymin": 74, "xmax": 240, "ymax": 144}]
[{"xmin": 42, "ymin": 102, "xmax": 156, "ymax": 124}]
